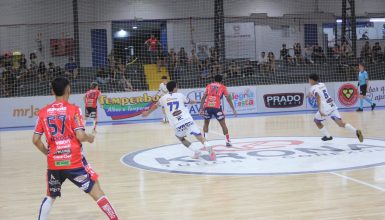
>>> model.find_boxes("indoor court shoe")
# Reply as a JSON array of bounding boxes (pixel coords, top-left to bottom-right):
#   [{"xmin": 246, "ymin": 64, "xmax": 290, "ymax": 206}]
[
  {"xmin": 191, "ymin": 151, "xmax": 201, "ymax": 159},
  {"xmin": 356, "ymin": 108, "xmax": 363, "ymax": 112},
  {"xmin": 356, "ymin": 130, "xmax": 364, "ymax": 143},
  {"xmin": 371, "ymin": 103, "xmax": 376, "ymax": 111},
  {"xmin": 207, "ymin": 146, "xmax": 216, "ymax": 161},
  {"xmin": 226, "ymin": 142, "xmax": 232, "ymax": 147},
  {"xmin": 321, "ymin": 136, "xmax": 333, "ymax": 141}
]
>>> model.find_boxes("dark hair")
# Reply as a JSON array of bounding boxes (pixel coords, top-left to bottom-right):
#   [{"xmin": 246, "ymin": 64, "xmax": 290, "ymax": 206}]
[
  {"xmin": 91, "ymin": 82, "xmax": 98, "ymax": 89},
  {"xmin": 51, "ymin": 77, "xmax": 70, "ymax": 96},
  {"xmin": 166, "ymin": 81, "xmax": 177, "ymax": 92},
  {"xmin": 214, "ymin": 74, "xmax": 223, "ymax": 83},
  {"xmin": 308, "ymin": 73, "xmax": 319, "ymax": 82},
  {"xmin": 359, "ymin": 63, "xmax": 365, "ymax": 68},
  {"xmin": 161, "ymin": 76, "xmax": 167, "ymax": 80}
]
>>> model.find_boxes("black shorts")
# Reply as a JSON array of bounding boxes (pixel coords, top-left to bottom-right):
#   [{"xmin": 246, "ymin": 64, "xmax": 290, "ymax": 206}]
[
  {"xmin": 46, "ymin": 157, "xmax": 98, "ymax": 198},
  {"xmin": 204, "ymin": 107, "xmax": 225, "ymax": 121},
  {"xmin": 85, "ymin": 107, "xmax": 97, "ymax": 118},
  {"xmin": 360, "ymin": 84, "xmax": 367, "ymax": 96}
]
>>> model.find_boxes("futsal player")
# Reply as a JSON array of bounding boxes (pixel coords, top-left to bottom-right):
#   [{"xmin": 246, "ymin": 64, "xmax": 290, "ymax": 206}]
[
  {"xmin": 308, "ymin": 73, "xmax": 363, "ymax": 142},
  {"xmin": 84, "ymin": 82, "xmax": 101, "ymax": 132},
  {"xmin": 32, "ymin": 77, "xmax": 118, "ymax": 220},
  {"xmin": 142, "ymin": 81, "xmax": 216, "ymax": 161},
  {"xmin": 156, "ymin": 76, "xmax": 169, "ymax": 123},
  {"xmin": 199, "ymin": 74, "xmax": 237, "ymax": 147},
  {"xmin": 356, "ymin": 63, "xmax": 376, "ymax": 112}
]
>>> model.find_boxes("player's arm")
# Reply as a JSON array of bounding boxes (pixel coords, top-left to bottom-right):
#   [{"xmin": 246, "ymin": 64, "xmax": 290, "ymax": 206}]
[
  {"xmin": 225, "ymin": 95, "xmax": 237, "ymax": 115},
  {"xmin": 72, "ymin": 108, "xmax": 94, "ymax": 143},
  {"xmin": 75, "ymin": 130, "xmax": 95, "ymax": 143},
  {"xmin": 32, "ymin": 133, "xmax": 48, "ymax": 155},
  {"xmin": 315, "ymin": 93, "xmax": 325, "ymax": 116},
  {"xmin": 199, "ymin": 93, "xmax": 207, "ymax": 115},
  {"xmin": 142, "ymin": 102, "xmax": 159, "ymax": 117}
]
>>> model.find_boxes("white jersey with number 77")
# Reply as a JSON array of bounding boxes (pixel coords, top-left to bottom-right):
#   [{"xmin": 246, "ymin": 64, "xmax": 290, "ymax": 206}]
[{"xmin": 158, "ymin": 93, "xmax": 193, "ymax": 127}]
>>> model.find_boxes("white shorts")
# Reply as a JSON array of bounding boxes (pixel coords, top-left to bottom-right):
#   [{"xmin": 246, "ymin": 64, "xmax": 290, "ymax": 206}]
[
  {"xmin": 314, "ymin": 109, "xmax": 342, "ymax": 123},
  {"xmin": 174, "ymin": 120, "xmax": 201, "ymax": 138}
]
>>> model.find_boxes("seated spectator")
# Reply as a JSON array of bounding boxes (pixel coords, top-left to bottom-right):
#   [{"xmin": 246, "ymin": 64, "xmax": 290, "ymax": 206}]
[
  {"xmin": 258, "ymin": 52, "xmax": 268, "ymax": 72},
  {"xmin": 267, "ymin": 52, "xmax": 276, "ymax": 74},
  {"xmin": 190, "ymin": 48, "xmax": 199, "ymax": 67},
  {"xmin": 280, "ymin": 44, "xmax": 293, "ymax": 65},
  {"xmin": 313, "ymin": 44, "xmax": 326, "ymax": 64},
  {"xmin": 341, "ymin": 41, "xmax": 352, "ymax": 63},
  {"xmin": 293, "ymin": 43, "xmax": 303, "ymax": 64},
  {"xmin": 197, "ymin": 46, "xmax": 209, "ymax": 64},
  {"xmin": 242, "ymin": 60, "xmax": 253, "ymax": 77},
  {"xmin": 178, "ymin": 47, "xmax": 188, "ymax": 66},
  {"xmin": 37, "ymin": 61, "xmax": 47, "ymax": 81},
  {"xmin": 29, "ymin": 52, "xmax": 37, "ymax": 68},
  {"xmin": 227, "ymin": 60, "xmax": 240, "ymax": 78},
  {"xmin": 47, "ymin": 62, "xmax": 56, "ymax": 80},
  {"xmin": 64, "ymin": 57, "xmax": 78, "ymax": 79},
  {"xmin": 211, "ymin": 60, "xmax": 222, "ymax": 77},
  {"xmin": 122, "ymin": 76, "xmax": 134, "ymax": 92},
  {"xmin": 20, "ymin": 54, "xmax": 27, "ymax": 70},
  {"xmin": 96, "ymin": 68, "xmax": 109, "ymax": 84},
  {"xmin": 332, "ymin": 44, "xmax": 342, "ymax": 63},
  {"xmin": 360, "ymin": 41, "xmax": 372, "ymax": 64},
  {"xmin": 372, "ymin": 42, "xmax": 382, "ymax": 63}
]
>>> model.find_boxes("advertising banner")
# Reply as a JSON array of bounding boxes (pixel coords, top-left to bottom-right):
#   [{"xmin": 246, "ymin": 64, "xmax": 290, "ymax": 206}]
[{"xmin": 225, "ymin": 22, "xmax": 256, "ymax": 60}]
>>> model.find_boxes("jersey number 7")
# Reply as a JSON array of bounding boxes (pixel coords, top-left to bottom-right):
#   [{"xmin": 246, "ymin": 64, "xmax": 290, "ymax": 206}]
[
  {"xmin": 47, "ymin": 115, "xmax": 66, "ymax": 136},
  {"xmin": 167, "ymin": 101, "xmax": 179, "ymax": 111}
]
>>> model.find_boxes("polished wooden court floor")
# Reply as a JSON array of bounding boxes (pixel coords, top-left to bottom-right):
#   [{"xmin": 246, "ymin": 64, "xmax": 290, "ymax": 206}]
[{"xmin": 1, "ymin": 109, "xmax": 385, "ymax": 220}]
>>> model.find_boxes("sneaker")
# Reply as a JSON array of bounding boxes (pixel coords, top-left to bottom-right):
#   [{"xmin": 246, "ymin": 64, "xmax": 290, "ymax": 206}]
[
  {"xmin": 356, "ymin": 108, "xmax": 363, "ymax": 112},
  {"xmin": 321, "ymin": 136, "xmax": 333, "ymax": 141},
  {"xmin": 191, "ymin": 151, "xmax": 201, "ymax": 159},
  {"xmin": 356, "ymin": 130, "xmax": 364, "ymax": 143},
  {"xmin": 226, "ymin": 142, "xmax": 232, "ymax": 147},
  {"xmin": 371, "ymin": 103, "xmax": 376, "ymax": 111},
  {"xmin": 207, "ymin": 146, "xmax": 216, "ymax": 161}
]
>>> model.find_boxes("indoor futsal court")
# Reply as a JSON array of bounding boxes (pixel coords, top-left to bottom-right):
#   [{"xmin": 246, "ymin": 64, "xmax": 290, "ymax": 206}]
[{"xmin": 1, "ymin": 0, "xmax": 385, "ymax": 219}]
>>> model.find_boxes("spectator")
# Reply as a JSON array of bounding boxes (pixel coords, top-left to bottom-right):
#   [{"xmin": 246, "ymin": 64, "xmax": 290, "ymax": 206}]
[
  {"xmin": 211, "ymin": 60, "xmax": 222, "ymax": 77},
  {"xmin": 64, "ymin": 57, "xmax": 78, "ymax": 79},
  {"xmin": 3, "ymin": 69, "xmax": 13, "ymax": 97},
  {"xmin": 242, "ymin": 60, "xmax": 253, "ymax": 77},
  {"xmin": 372, "ymin": 42, "xmax": 382, "ymax": 63},
  {"xmin": 108, "ymin": 50, "xmax": 116, "ymax": 73},
  {"xmin": 177, "ymin": 47, "xmax": 188, "ymax": 66},
  {"xmin": 280, "ymin": 44, "xmax": 293, "ymax": 64},
  {"xmin": 167, "ymin": 48, "xmax": 178, "ymax": 80},
  {"xmin": 360, "ymin": 41, "xmax": 372, "ymax": 64},
  {"xmin": 227, "ymin": 60, "xmax": 240, "ymax": 78},
  {"xmin": 20, "ymin": 54, "xmax": 27, "ymax": 70},
  {"xmin": 332, "ymin": 44, "xmax": 342, "ymax": 62},
  {"xmin": 122, "ymin": 76, "xmax": 134, "ymax": 92},
  {"xmin": 341, "ymin": 41, "xmax": 352, "ymax": 63},
  {"xmin": 37, "ymin": 61, "xmax": 47, "ymax": 81},
  {"xmin": 293, "ymin": 43, "xmax": 303, "ymax": 64},
  {"xmin": 360, "ymin": 31, "xmax": 369, "ymax": 40},
  {"xmin": 144, "ymin": 34, "xmax": 161, "ymax": 64},
  {"xmin": 197, "ymin": 46, "xmax": 209, "ymax": 63},
  {"xmin": 313, "ymin": 44, "xmax": 326, "ymax": 64},
  {"xmin": 190, "ymin": 48, "xmax": 199, "ymax": 66},
  {"xmin": 96, "ymin": 68, "xmax": 109, "ymax": 84},
  {"xmin": 258, "ymin": 52, "xmax": 268, "ymax": 72},
  {"xmin": 47, "ymin": 62, "xmax": 56, "ymax": 80},
  {"xmin": 29, "ymin": 52, "xmax": 37, "ymax": 68},
  {"xmin": 4, "ymin": 52, "xmax": 12, "ymax": 68},
  {"xmin": 267, "ymin": 52, "xmax": 276, "ymax": 73}
]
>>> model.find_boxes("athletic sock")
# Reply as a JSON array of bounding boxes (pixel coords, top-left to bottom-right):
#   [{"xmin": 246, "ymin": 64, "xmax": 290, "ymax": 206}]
[
  {"xmin": 359, "ymin": 98, "xmax": 364, "ymax": 109},
  {"xmin": 364, "ymin": 97, "xmax": 373, "ymax": 105},
  {"xmin": 204, "ymin": 133, "xmax": 208, "ymax": 139},
  {"xmin": 97, "ymin": 196, "xmax": 119, "ymax": 220},
  {"xmin": 38, "ymin": 196, "xmax": 53, "ymax": 220},
  {"xmin": 345, "ymin": 123, "xmax": 357, "ymax": 133},
  {"xmin": 319, "ymin": 127, "xmax": 331, "ymax": 137},
  {"xmin": 225, "ymin": 134, "xmax": 230, "ymax": 143}
]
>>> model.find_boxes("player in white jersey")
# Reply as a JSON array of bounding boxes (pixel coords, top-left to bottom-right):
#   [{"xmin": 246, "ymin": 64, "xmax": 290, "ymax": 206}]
[
  {"xmin": 156, "ymin": 76, "xmax": 169, "ymax": 123},
  {"xmin": 308, "ymin": 74, "xmax": 363, "ymax": 142},
  {"xmin": 143, "ymin": 81, "xmax": 216, "ymax": 161}
]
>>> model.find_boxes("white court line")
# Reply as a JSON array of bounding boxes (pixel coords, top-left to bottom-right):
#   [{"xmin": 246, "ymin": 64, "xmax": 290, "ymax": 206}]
[{"xmin": 330, "ymin": 172, "xmax": 385, "ymax": 193}]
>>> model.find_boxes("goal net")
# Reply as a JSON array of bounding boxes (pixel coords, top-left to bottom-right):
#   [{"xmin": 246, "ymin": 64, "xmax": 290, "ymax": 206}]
[{"xmin": 1, "ymin": 0, "xmax": 385, "ymax": 98}]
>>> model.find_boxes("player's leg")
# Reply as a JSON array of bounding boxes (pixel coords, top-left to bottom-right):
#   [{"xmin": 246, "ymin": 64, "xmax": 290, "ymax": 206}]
[
  {"xmin": 89, "ymin": 181, "xmax": 119, "ymax": 220},
  {"xmin": 202, "ymin": 108, "xmax": 212, "ymax": 139},
  {"xmin": 39, "ymin": 170, "xmax": 63, "ymax": 220},
  {"xmin": 314, "ymin": 111, "xmax": 332, "ymax": 141},
  {"xmin": 176, "ymin": 135, "xmax": 201, "ymax": 159},
  {"xmin": 331, "ymin": 111, "xmax": 364, "ymax": 142},
  {"xmin": 92, "ymin": 109, "xmax": 98, "ymax": 132},
  {"xmin": 215, "ymin": 109, "xmax": 232, "ymax": 147},
  {"xmin": 189, "ymin": 122, "xmax": 216, "ymax": 161},
  {"xmin": 161, "ymin": 107, "xmax": 168, "ymax": 123}
]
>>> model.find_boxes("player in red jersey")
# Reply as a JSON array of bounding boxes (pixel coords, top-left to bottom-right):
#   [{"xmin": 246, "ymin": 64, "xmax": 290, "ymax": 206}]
[
  {"xmin": 32, "ymin": 77, "xmax": 118, "ymax": 220},
  {"xmin": 199, "ymin": 74, "xmax": 237, "ymax": 147},
  {"xmin": 84, "ymin": 82, "xmax": 101, "ymax": 132}
]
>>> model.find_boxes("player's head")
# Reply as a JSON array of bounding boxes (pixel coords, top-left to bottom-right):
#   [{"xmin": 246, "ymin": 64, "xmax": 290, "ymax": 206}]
[
  {"xmin": 51, "ymin": 76, "xmax": 70, "ymax": 98},
  {"xmin": 308, "ymin": 73, "xmax": 319, "ymax": 85},
  {"xmin": 214, "ymin": 74, "xmax": 223, "ymax": 83},
  {"xmin": 161, "ymin": 76, "xmax": 168, "ymax": 83},
  {"xmin": 358, "ymin": 63, "xmax": 365, "ymax": 71},
  {"xmin": 91, "ymin": 82, "xmax": 99, "ymax": 90},
  {"xmin": 166, "ymin": 81, "xmax": 178, "ymax": 93}
]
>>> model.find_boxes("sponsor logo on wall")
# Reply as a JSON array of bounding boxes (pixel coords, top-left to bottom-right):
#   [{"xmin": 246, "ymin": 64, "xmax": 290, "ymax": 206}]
[
  {"xmin": 121, "ymin": 137, "xmax": 385, "ymax": 176},
  {"xmin": 229, "ymin": 88, "xmax": 255, "ymax": 108},
  {"xmin": 307, "ymin": 96, "xmax": 318, "ymax": 109},
  {"xmin": 338, "ymin": 83, "xmax": 359, "ymax": 107},
  {"xmin": 186, "ymin": 90, "xmax": 205, "ymax": 116},
  {"xmin": 263, "ymin": 93, "xmax": 304, "ymax": 108},
  {"xmin": 99, "ymin": 93, "xmax": 160, "ymax": 120}
]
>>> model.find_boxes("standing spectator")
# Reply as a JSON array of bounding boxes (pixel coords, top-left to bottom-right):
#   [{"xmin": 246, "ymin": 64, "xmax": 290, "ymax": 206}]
[
  {"xmin": 293, "ymin": 43, "xmax": 303, "ymax": 64},
  {"xmin": 38, "ymin": 61, "xmax": 47, "ymax": 81},
  {"xmin": 29, "ymin": 52, "xmax": 37, "ymax": 68},
  {"xmin": 190, "ymin": 48, "xmax": 199, "ymax": 67},
  {"xmin": 47, "ymin": 62, "xmax": 56, "ymax": 80},
  {"xmin": 177, "ymin": 47, "xmax": 188, "ymax": 66},
  {"xmin": 280, "ymin": 44, "xmax": 293, "ymax": 65},
  {"xmin": 313, "ymin": 44, "xmax": 326, "ymax": 64},
  {"xmin": 372, "ymin": 42, "xmax": 382, "ymax": 63},
  {"xmin": 96, "ymin": 68, "xmax": 109, "ymax": 85},
  {"xmin": 167, "ymin": 48, "xmax": 178, "ymax": 80},
  {"xmin": 267, "ymin": 52, "xmax": 276, "ymax": 74},
  {"xmin": 332, "ymin": 44, "xmax": 342, "ymax": 63},
  {"xmin": 227, "ymin": 60, "xmax": 240, "ymax": 78},
  {"xmin": 122, "ymin": 76, "xmax": 134, "ymax": 92},
  {"xmin": 242, "ymin": 60, "xmax": 254, "ymax": 77},
  {"xmin": 258, "ymin": 51, "xmax": 268, "ymax": 72},
  {"xmin": 108, "ymin": 50, "xmax": 116, "ymax": 73},
  {"xmin": 341, "ymin": 41, "xmax": 352, "ymax": 63},
  {"xmin": 211, "ymin": 60, "xmax": 222, "ymax": 77},
  {"xmin": 144, "ymin": 34, "xmax": 161, "ymax": 64},
  {"xmin": 360, "ymin": 41, "xmax": 372, "ymax": 64},
  {"xmin": 20, "ymin": 54, "xmax": 27, "ymax": 70},
  {"xmin": 64, "ymin": 57, "xmax": 78, "ymax": 80},
  {"xmin": 197, "ymin": 46, "xmax": 209, "ymax": 63}
]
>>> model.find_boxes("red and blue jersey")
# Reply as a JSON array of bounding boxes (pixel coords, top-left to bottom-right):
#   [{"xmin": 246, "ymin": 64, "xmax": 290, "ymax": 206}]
[
  {"xmin": 85, "ymin": 89, "xmax": 101, "ymax": 108},
  {"xmin": 204, "ymin": 82, "xmax": 229, "ymax": 109},
  {"xmin": 34, "ymin": 101, "xmax": 85, "ymax": 170}
]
